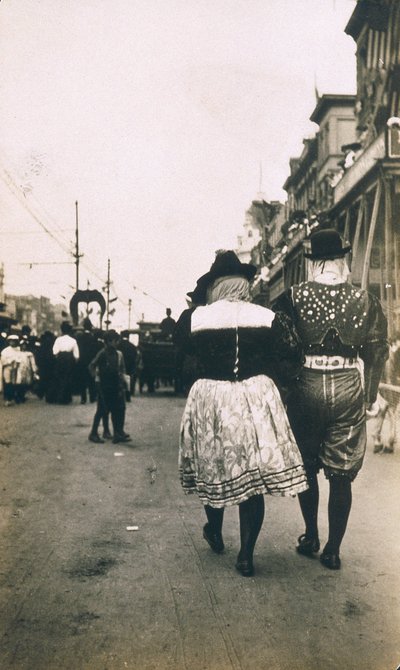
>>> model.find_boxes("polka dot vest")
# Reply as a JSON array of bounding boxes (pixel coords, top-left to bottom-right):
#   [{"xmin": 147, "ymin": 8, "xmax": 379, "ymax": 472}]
[{"xmin": 292, "ymin": 282, "xmax": 369, "ymax": 347}]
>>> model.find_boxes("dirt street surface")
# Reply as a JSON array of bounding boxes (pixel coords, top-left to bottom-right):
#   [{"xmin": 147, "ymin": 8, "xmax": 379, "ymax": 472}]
[{"xmin": 0, "ymin": 391, "xmax": 399, "ymax": 670}]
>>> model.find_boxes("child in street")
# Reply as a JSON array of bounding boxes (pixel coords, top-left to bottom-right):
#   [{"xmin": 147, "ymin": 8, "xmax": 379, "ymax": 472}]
[{"xmin": 88, "ymin": 330, "xmax": 131, "ymax": 444}]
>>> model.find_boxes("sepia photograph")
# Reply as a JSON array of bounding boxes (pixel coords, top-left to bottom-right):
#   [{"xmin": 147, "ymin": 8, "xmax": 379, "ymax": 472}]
[{"xmin": 0, "ymin": 1, "xmax": 399, "ymax": 668}]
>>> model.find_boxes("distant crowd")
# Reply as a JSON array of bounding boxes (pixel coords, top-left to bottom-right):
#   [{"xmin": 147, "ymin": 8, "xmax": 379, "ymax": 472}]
[{"xmin": 0, "ymin": 318, "xmax": 138, "ymax": 408}]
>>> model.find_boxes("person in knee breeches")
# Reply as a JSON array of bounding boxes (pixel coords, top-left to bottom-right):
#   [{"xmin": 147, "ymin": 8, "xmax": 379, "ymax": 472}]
[{"xmin": 274, "ymin": 228, "xmax": 388, "ymax": 570}]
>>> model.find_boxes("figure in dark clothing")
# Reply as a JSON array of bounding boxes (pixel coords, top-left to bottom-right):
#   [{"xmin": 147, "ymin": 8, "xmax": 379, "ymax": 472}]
[
  {"xmin": 0, "ymin": 331, "xmax": 8, "ymax": 353},
  {"xmin": 88, "ymin": 330, "xmax": 131, "ymax": 444},
  {"xmin": 118, "ymin": 331, "xmax": 137, "ymax": 400},
  {"xmin": 160, "ymin": 308, "xmax": 176, "ymax": 340},
  {"xmin": 35, "ymin": 331, "xmax": 56, "ymax": 402},
  {"xmin": 173, "ymin": 288, "xmax": 204, "ymax": 395},
  {"xmin": 75, "ymin": 318, "xmax": 99, "ymax": 404},
  {"xmin": 275, "ymin": 229, "xmax": 388, "ymax": 571},
  {"xmin": 178, "ymin": 251, "xmax": 307, "ymax": 578}
]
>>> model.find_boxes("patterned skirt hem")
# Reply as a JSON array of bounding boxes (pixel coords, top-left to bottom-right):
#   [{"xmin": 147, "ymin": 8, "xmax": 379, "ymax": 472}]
[{"xmin": 179, "ymin": 465, "xmax": 308, "ymax": 507}]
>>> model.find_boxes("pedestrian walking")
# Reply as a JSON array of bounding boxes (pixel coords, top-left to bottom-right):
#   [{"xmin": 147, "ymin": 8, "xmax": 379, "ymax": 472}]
[
  {"xmin": 35, "ymin": 331, "xmax": 56, "ymax": 402},
  {"xmin": 0, "ymin": 334, "xmax": 21, "ymax": 406},
  {"xmin": 368, "ymin": 332, "xmax": 400, "ymax": 453},
  {"xmin": 275, "ymin": 228, "xmax": 388, "ymax": 570},
  {"xmin": 15, "ymin": 337, "xmax": 38, "ymax": 403},
  {"xmin": 173, "ymin": 290, "xmax": 204, "ymax": 396},
  {"xmin": 178, "ymin": 250, "xmax": 308, "ymax": 577},
  {"xmin": 52, "ymin": 321, "xmax": 80, "ymax": 404},
  {"xmin": 118, "ymin": 331, "xmax": 137, "ymax": 400},
  {"xmin": 88, "ymin": 330, "xmax": 131, "ymax": 444},
  {"xmin": 75, "ymin": 318, "xmax": 99, "ymax": 404}
]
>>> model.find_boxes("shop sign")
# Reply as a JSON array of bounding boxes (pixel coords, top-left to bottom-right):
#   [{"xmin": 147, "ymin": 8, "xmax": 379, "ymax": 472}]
[{"xmin": 334, "ymin": 132, "xmax": 385, "ymax": 204}]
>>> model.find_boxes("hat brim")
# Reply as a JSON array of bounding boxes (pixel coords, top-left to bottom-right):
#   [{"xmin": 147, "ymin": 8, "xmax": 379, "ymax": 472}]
[
  {"xmin": 197, "ymin": 264, "xmax": 256, "ymax": 286},
  {"xmin": 191, "ymin": 256, "xmax": 257, "ymax": 305},
  {"xmin": 304, "ymin": 245, "xmax": 351, "ymax": 260}
]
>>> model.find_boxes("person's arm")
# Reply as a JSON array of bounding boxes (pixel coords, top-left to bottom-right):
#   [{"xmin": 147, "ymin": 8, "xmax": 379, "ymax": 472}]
[
  {"xmin": 118, "ymin": 351, "xmax": 126, "ymax": 375},
  {"xmin": 29, "ymin": 352, "xmax": 38, "ymax": 375},
  {"xmin": 72, "ymin": 339, "xmax": 80, "ymax": 361},
  {"xmin": 52, "ymin": 338, "xmax": 60, "ymax": 356},
  {"xmin": 88, "ymin": 349, "xmax": 102, "ymax": 378},
  {"xmin": 359, "ymin": 293, "xmax": 389, "ymax": 406},
  {"xmin": 269, "ymin": 310, "xmax": 304, "ymax": 386}
]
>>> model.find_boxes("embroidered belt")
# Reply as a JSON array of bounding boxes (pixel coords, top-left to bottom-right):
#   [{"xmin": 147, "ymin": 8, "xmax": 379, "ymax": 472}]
[{"xmin": 304, "ymin": 354, "xmax": 359, "ymax": 370}]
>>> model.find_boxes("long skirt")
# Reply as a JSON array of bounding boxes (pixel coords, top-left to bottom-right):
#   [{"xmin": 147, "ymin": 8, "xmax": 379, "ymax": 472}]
[
  {"xmin": 53, "ymin": 352, "xmax": 75, "ymax": 404},
  {"xmin": 179, "ymin": 375, "xmax": 308, "ymax": 508}
]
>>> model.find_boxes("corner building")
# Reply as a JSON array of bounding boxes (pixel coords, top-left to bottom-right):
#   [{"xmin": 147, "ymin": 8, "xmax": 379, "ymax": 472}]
[{"xmin": 331, "ymin": 0, "xmax": 400, "ymax": 337}]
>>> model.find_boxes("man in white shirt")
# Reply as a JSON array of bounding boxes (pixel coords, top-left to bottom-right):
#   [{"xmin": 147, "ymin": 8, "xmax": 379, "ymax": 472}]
[{"xmin": 52, "ymin": 321, "xmax": 79, "ymax": 404}]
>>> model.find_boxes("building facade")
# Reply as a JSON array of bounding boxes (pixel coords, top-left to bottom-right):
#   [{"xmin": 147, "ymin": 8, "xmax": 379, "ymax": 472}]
[
  {"xmin": 254, "ymin": 1, "xmax": 400, "ymax": 339},
  {"xmin": 264, "ymin": 93, "xmax": 356, "ymax": 306},
  {"xmin": 331, "ymin": 0, "xmax": 400, "ymax": 337},
  {"xmin": 5, "ymin": 294, "xmax": 67, "ymax": 335},
  {"xmin": 236, "ymin": 197, "xmax": 286, "ymax": 305}
]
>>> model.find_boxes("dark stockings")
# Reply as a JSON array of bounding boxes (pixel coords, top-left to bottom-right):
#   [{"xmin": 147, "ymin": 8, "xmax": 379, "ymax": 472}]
[
  {"xmin": 326, "ymin": 476, "xmax": 352, "ymax": 554},
  {"xmin": 237, "ymin": 494, "xmax": 265, "ymax": 563},
  {"xmin": 204, "ymin": 505, "xmax": 224, "ymax": 535},
  {"xmin": 298, "ymin": 472, "xmax": 352, "ymax": 554},
  {"xmin": 298, "ymin": 470, "xmax": 319, "ymax": 540}
]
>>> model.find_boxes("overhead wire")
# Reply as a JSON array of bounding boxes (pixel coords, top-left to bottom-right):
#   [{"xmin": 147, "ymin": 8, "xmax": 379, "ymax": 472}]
[
  {"xmin": 0, "ymin": 168, "xmax": 73, "ymax": 256},
  {"xmin": 1, "ymin": 162, "xmax": 167, "ymax": 319}
]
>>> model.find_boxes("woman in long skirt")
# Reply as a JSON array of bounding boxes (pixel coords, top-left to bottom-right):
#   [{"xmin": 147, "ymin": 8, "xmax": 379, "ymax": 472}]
[{"xmin": 178, "ymin": 251, "xmax": 308, "ymax": 576}]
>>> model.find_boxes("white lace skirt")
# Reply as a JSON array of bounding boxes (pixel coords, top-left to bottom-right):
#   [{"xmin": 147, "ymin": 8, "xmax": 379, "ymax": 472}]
[{"xmin": 179, "ymin": 375, "xmax": 308, "ymax": 507}]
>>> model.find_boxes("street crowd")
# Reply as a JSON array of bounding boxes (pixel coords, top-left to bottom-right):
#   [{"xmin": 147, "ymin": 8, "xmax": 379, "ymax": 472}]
[
  {"xmin": 0, "ymin": 319, "xmax": 138, "ymax": 444},
  {"xmin": 1, "ymin": 229, "xmax": 400, "ymax": 578}
]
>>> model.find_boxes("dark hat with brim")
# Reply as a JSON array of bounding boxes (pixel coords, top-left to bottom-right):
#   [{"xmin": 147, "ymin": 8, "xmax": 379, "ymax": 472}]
[
  {"xmin": 190, "ymin": 251, "xmax": 256, "ymax": 304},
  {"xmin": 304, "ymin": 228, "xmax": 351, "ymax": 260}
]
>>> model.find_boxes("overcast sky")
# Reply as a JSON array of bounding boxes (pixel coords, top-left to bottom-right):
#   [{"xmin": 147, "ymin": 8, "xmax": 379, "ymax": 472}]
[{"xmin": 0, "ymin": 0, "xmax": 357, "ymax": 328}]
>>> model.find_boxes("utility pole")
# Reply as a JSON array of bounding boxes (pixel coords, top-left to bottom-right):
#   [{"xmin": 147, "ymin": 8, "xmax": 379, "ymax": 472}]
[
  {"xmin": 105, "ymin": 258, "xmax": 111, "ymax": 331},
  {"xmin": 86, "ymin": 279, "xmax": 91, "ymax": 317},
  {"xmin": 74, "ymin": 200, "xmax": 83, "ymax": 292},
  {"xmin": 128, "ymin": 298, "xmax": 132, "ymax": 329}
]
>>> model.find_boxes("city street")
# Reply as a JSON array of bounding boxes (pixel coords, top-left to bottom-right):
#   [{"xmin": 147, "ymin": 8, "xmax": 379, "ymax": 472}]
[{"xmin": 0, "ymin": 390, "xmax": 399, "ymax": 670}]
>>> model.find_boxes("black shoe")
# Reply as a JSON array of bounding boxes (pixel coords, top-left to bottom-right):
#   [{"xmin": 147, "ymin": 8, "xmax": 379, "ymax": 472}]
[
  {"xmin": 320, "ymin": 551, "xmax": 341, "ymax": 570},
  {"xmin": 373, "ymin": 443, "xmax": 383, "ymax": 453},
  {"xmin": 102, "ymin": 430, "xmax": 112, "ymax": 440},
  {"xmin": 88, "ymin": 434, "xmax": 104, "ymax": 444},
  {"xmin": 202, "ymin": 523, "xmax": 224, "ymax": 554},
  {"xmin": 112, "ymin": 434, "xmax": 132, "ymax": 444},
  {"xmin": 296, "ymin": 534, "xmax": 320, "ymax": 556},
  {"xmin": 235, "ymin": 559, "xmax": 254, "ymax": 577}
]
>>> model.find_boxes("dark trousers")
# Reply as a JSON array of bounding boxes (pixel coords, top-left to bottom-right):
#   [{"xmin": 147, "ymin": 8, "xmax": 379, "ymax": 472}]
[
  {"xmin": 80, "ymin": 369, "xmax": 97, "ymax": 403},
  {"xmin": 94, "ymin": 386, "xmax": 125, "ymax": 437},
  {"xmin": 91, "ymin": 392, "xmax": 110, "ymax": 436}
]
